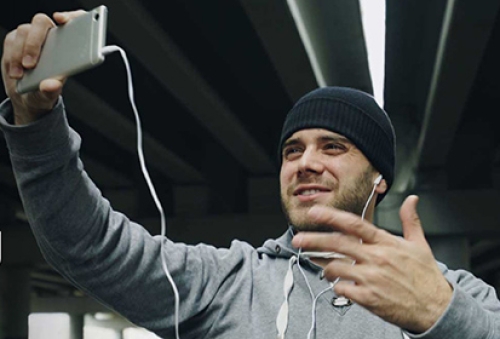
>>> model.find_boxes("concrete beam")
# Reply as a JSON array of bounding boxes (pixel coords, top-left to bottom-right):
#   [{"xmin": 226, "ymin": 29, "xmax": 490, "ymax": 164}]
[
  {"xmin": 31, "ymin": 271, "xmax": 74, "ymax": 286},
  {"xmin": 64, "ymin": 80, "xmax": 203, "ymax": 183},
  {"xmin": 1, "ymin": 212, "xmax": 287, "ymax": 265},
  {"xmin": 31, "ymin": 296, "xmax": 109, "ymax": 314},
  {"xmin": 238, "ymin": 0, "xmax": 317, "ymax": 101},
  {"xmin": 11, "ymin": 188, "xmax": 499, "ymax": 264},
  {"xmin": 79, "ymin": 0, "xmax": 275, "ymax": 174},
  {"xmin": 0, "ymin": 24, "xmax": 188, "ymax": 218},
  {"xmin": 396, "ymin": 0, "xmax": 500, "ymax": 191},
  {"xmin": 80, "ymin": 155, "xmax": 132, "ymax": 188},
  {"xmin": 288, "ymin": 0, "xmax": 372, "ymax": 93},
  {"xmin": 386, "ymin": 0, "xmax": 500, "ymax": 192},
  {"xmin": 383, "ymin": 1, "xmax": 448, "ymax": 193},
  {"xmin": 428, "ymin": 236, "xmax": 470, "ymax": 270},
  {"xmin": 101, "ymin": 188, "xmax": 140, "ymax": 219},
  {"xmin": 0, "ymin": 26, "xmax": 203, "ymax": 185},
  {"xmin": 471, "ymin": 239, "xmax": 500, "ymax": 258},
  {"xmin": 474, "ymin": 257, "xmax": 500, "ymax": 276},
  {"xmin": 376, "ymin": 189, "xmax": 500, "ymax": 236},
  {"xmin": 142, "ymin": 213, "xmax": 287, "ymax": 248}
]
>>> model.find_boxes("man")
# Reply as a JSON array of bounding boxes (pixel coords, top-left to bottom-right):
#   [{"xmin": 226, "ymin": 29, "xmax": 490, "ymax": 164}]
[{"xmin": 1, "ymin": 10, "xmax": 499, "ymax": 339}]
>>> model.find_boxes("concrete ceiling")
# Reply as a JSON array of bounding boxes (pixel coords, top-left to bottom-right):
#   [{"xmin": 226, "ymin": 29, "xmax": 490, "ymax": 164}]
[{"xmin": 1, "ymin": 0, "xmax": 500, "ymax": 307}]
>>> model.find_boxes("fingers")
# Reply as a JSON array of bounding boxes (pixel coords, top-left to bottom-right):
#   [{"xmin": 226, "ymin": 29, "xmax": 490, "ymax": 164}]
[
  {"xmin": 306, "ymin": 205, "xmax": 385, "ymax": 243},
  {"xmin": 327, "ymin": 264, "xmax": 396, "ymax": 309},
  {"xmin": 333, "ymin": 279, "xmax": 361, "ymax": 302},
  {"xmin": 3, "ymin": 14, "xmax": 54, "ymax": 81},
  {"xmin": 24, "ymin": 10, "xmax": 86, "ymax": 68},
  {"xmin": 53, "ymin": 10, "xmax": 87, "ymax": 25},
  {"xmin": 2, "ymin": 31, "xmax": 19, "ymax": 96},
  {"xmin": 322, "ymin": 261, "xmax": 361, "ymax": 283},
  {"xmin": 5, "ymin": 26, "xmax": 27, "ymax": 79},
  {"xmin": 2, "ymin": 9, "xmax": 85, "ymax": 101},
  {"xmin": 22, "ymin": 14, "xmax": 55, "ymax": 69},
  {"xmin": 400, "ymin": 195, "xmax": 427, "ymax": 245},
  {"xmin": 3, "ymin": 10, "xmax": 85, "ymax": 78},
  {"xmin": 292, "ymin": 232, "xmax": 368, "ymax": 262}
]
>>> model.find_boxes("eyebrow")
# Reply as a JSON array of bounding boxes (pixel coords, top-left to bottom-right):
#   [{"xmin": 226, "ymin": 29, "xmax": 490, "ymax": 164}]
[
  {"xmin": 282, "ymin": 138, "xmax": 301, "ymax": 149},
  {"xmin": 282, "ymin": 134, "xmax": 353, "ymax": 149},
  {"xmin": 318, "ymin": 135, "xmax": 353, "ymax": 145}
]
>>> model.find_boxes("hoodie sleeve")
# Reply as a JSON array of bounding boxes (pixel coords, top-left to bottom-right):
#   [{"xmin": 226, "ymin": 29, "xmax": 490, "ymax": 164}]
[
  {"xmin": 405, "ymin": 263, "xmax": 500, "ymax": 339},
  {"xmin": 0, "ymin": 98, "xmax": 254, "ymax": 339}
]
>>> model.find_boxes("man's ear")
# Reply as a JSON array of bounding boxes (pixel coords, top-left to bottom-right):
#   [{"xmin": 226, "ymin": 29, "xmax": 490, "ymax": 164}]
[{"xmin": 375, "ymin": 178, "xmax": 388, "ymax": 195}]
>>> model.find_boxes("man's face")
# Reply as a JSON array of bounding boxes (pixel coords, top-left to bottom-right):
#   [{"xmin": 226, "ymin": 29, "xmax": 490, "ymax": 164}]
[{"xmin": 280, "ymin": 128, "xmax": 379, "ymax": 231}]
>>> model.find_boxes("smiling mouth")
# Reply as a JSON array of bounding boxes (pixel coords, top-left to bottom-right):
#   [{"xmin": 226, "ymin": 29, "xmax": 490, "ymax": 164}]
[
  {"xmin": 299, "ymin": 189, "xmax": 324, "ymax": 196},
  {"xmin": 293, "ymin": 186, "xmax": 331, "ymax": 197}
]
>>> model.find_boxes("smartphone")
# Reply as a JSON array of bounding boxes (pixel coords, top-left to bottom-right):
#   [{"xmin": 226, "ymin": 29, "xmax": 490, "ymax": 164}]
[{"xmin": 16, "ymin": 5, "xmax": 108, "ymax": 94}]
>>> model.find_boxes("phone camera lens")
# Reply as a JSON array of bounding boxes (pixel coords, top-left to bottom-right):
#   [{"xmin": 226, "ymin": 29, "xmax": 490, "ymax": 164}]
[{"xmin": 94, "ymin": 13, "xmax": 100, "ymax": 21}]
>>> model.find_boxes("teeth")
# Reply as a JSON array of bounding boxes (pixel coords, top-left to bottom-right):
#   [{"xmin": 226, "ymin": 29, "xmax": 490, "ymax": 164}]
[{"xmin": 301, "ymin": 189, "xmax": 321, "ymax": 196}]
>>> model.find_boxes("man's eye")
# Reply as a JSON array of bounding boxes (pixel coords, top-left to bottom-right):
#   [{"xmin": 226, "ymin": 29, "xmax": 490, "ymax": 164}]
[
  {"xmin": 324, "ymin": 143, "xmax": 346, "ymax": 153},
  {"xmin": 284, "ymin": 147, "xmax": 302, "ymax": 158},
  {"xmin": 325, "ymin": 143, "xmax": 342, "ymax": 150}
]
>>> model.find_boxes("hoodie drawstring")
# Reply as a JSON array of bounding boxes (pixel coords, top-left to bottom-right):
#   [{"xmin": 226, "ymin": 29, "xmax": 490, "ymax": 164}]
[{"xmin": 276, "ymin": 256, "xmax": 297, "ymax": 339}]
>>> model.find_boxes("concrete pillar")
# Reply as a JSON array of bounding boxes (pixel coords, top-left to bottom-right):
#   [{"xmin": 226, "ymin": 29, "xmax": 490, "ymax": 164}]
[
  {"xmin": 0, "ymin": 266, "xmax": 31, "ymax": 339},
  {"xmin": 0, "ymin": 268, "xmax": 5, "ymax": 339},
  {"xmin": 69, "ymin": 314, "xmax": 84, "ymax": 339},
  {"xmin": 428, "ymin": 236, "xmax": 470, "ymax": 270}
]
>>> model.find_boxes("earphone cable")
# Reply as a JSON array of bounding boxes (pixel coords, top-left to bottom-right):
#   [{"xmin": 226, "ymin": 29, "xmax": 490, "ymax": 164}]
[{"xmin": 101, "ymin": 45, "xmax": 181, "ymax": 339}]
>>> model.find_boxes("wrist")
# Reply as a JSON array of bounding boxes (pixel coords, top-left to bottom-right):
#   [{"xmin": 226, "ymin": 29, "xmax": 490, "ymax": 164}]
[
  {"xmin": 414, "ymin": 282, "xmax": 453, "ymax": 334},
  {"xmin": 11, "ymin": 98, "xmax": 55, "ymax": 125}
]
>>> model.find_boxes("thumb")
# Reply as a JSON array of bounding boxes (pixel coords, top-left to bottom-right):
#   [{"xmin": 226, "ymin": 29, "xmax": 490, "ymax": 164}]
[
  {"xmin": 400, "ymin": 195, "xmax": 426, "ymax": 244},
  {"xmin": 40, "ymin": 78, "xmax": 64, "ymax": 95},
  {"xmin": 53, "ymin": 10, "xmax": 87, "ymax": 25},
  {"xmin": 34, "ymin": 78, "xmax": 64, "ymax": 108}
]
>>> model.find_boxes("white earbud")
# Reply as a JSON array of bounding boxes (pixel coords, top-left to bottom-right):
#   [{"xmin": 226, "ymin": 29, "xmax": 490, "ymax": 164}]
[{"xmin": 374, "ymin": 174, "xmax": 383, "ymax": 185}]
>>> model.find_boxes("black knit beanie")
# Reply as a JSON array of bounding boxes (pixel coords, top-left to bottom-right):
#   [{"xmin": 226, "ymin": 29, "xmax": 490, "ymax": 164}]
[{"xmin": 279, "ymin": 86, "xmax": 396, "ymax": 203}]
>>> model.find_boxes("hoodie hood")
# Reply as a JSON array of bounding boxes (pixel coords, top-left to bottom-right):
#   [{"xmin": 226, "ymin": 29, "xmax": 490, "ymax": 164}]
[
  {"xmin": 257, "ymin": 227, "xmax": 297, "ymax": 259},
  {"xmin": 257, "ymin": 227, "xmax": 324, "ymax": 273}
]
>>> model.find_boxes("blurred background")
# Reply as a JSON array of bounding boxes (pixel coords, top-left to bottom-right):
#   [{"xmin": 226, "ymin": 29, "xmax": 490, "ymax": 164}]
[{"xmin": 1, "ymin": 0, "xmax": 500, "ymax": 338}]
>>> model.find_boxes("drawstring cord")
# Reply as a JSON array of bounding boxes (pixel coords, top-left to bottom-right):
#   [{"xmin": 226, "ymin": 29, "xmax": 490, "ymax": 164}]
[
  {"xmin": 275, "ymin": 252, "xmax": 338, "ymax": 339},
  {"xmin": 276, "ymin": 256, "xmax": 297, "ymax": 339}
]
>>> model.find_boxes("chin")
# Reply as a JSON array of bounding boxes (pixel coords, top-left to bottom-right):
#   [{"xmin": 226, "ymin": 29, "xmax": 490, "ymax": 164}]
[
  {"xmin": 291, "ymin": 222, "xmax": 334, "ymax": 233},
  {"xmin": 285, "ymin": 210, "xmax": 334, "ymax": 233}
]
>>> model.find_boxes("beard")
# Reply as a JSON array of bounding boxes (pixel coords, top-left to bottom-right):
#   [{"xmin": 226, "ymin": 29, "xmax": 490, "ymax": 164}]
[{"xmin": 281, "ymin": 167, "xmax": 376, "ymax": 232}]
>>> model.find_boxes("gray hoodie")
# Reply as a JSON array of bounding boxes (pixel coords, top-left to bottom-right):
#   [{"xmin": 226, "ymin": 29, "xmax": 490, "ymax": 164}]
[{"xmin": 1, "ymin": 98, "xmax": 499, "ymax": 339}]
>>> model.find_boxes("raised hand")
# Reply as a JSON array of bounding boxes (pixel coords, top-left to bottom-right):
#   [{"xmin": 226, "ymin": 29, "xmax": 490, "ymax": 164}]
[
  {"xmin": 292, "ymin": 195, "xmax": 453, "ymax": 333},
  {"xmin": 1, "ymin": 10, "xmax": 85, "ymax": 125}
]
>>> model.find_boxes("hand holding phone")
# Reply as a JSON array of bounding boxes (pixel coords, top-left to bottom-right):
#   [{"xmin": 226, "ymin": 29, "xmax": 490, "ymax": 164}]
[
  {"xmin": 17, "ymin": 6, "xmax": 108, "ymax": 94},
  {"xmin": 1, "ymin": 7, "xmax": 107, "ymax": 125}
]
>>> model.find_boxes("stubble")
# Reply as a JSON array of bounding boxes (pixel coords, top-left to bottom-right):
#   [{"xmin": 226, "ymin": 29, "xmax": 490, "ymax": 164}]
[{"xmin": 281, "ymin": 167, "xmax": 376, "ymax": 232}]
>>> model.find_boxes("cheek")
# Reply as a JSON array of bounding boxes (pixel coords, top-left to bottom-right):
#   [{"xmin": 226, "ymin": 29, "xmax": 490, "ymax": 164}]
[
  {"xmin": 323, "ymin": 162, "xmax": 341, "ymax": 178},
  {"xmin": 279, "ymin": 165, "xmax": 293, "ymax": 192},
  {"xmin": 323, "ymin": 155, "xmax": 357, "ymax": 177}
]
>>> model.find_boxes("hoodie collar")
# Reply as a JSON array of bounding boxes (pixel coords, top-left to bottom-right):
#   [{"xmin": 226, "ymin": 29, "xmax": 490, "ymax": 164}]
[
  {"xmin": 257, "ymin": 226, "xmax": 297, "ymax": 259},
  {"xmin": 257, "ymin": 226, "xmax": 323, "ymax": 272}
]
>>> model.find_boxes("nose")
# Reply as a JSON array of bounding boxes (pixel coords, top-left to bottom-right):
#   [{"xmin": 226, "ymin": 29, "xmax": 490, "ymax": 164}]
[{"xmin": 298, "ymin": 148, "xmax": 324, "ymax": 176}]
